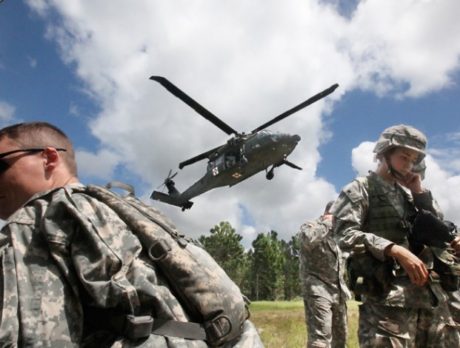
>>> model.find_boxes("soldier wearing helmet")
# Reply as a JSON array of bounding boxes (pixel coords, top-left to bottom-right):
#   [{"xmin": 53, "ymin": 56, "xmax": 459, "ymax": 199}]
[
  {"xmin": 414, "ymin": 158, "xmax": 460, "ymax": 341},
  {"xmin": 332, "ymin": 124, "xmax": 459, "ymax": 347},
  {"xmin": 373, "ymin": 125, "xmax": 427, "ymax": 183}
]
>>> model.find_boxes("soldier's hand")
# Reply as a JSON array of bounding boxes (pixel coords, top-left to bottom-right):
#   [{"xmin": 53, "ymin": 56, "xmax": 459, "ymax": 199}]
[
  {"xmin": 399, "ymin": 172, "xmax": 424, "ymax": 194},
  {"xmin": 322, "ymin": 213, "xmax": 333, "ymax": 221},
  {"xmin": 451, "ymin": 236, "xmax": 460, "ymax": 255},
  {"xmin": 385, "ymin": 244, "xmax": 429, "ymax": 286}
]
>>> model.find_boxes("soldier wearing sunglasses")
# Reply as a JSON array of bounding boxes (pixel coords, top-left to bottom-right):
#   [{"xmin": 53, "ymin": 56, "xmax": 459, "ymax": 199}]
[
  {"xmin": 0, "ymin": 122, "xmax": 263, "ymax": 347},
  {"xmin": 0, "ymin": 123, "xmax": 77, "ymax": 220}
]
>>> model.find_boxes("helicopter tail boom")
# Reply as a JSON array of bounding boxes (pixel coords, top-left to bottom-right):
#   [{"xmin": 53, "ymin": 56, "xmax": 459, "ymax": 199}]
[{"xmin": 150, "ymin": 190, "xmax": 194, "ymax": 210}]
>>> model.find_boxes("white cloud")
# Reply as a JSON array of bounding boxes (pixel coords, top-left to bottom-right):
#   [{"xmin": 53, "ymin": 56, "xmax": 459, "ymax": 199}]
[
  {"xmin": 27, "ymin": 56, "xmax": 38, "ymax": 68},
  {"xmin": 345, "ymin": 0, "xmax": 460, "ymax": 97},
  {"xmin": 68, "ymin": 102, "xmax": 79, "ymax": 117},
  {"xmin": 240, "ymin": 225, "xmax": 258, "ymax": 249},
  {"xmin": 351, "ymin": 141, "xmax": 376, "ymax": 176},
  {"xmin": 423, "ymin": 156, "xmax": 460, "ymax": 224},
  {"xmin": 430, "ymin": 135, "xmax": 460, "ymax": 173},
  {"xmin": 26, "ymin": 0, "xmax": 460, "ymax": 243},
  {"xmin": 75, "ymin": 148, "xmax": 121, "ymax": 180},
  {"xmin": 445, "ymin": 132, "xmax": 460, "ymax": 143},
  {"xmin": 350, "ymin": 140, "xmax": 460, "ymax": 227},
  {"xmin": 0, "ymin": 101, "xmax": 15, "ymax": 122}
]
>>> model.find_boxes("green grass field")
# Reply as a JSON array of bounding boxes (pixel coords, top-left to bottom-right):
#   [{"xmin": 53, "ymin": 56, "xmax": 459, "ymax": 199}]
[{"xmin": 250, "ymin": 300, "xmax": 359, "ymax": 347}]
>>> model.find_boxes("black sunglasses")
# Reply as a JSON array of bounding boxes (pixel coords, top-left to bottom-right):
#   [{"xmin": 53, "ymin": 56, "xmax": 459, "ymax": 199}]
[{"xmin": 0, "ymin": 147, "xmax": 67, "ymax": 173}]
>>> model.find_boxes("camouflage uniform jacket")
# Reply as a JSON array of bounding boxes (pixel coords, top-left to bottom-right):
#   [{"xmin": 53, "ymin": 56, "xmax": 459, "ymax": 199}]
[
  {"xmin": 0, "ymin": 184, "xmax": 262, "ymax": 347},
  {"xmin": 298, "ymin": 217, "xmax": 350, "ymax": 300},
  {"xmin": 332, "ymin": 171, "xmax": 447, "ymax": 308}
]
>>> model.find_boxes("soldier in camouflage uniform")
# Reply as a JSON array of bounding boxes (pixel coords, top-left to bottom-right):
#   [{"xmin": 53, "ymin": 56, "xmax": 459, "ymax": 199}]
[
  {"xmin": 332, "ymin": 124, "xmax": 460, "ymax": 347},
  {"xmin": 298, "ymin": 201, "xmax": 351, "ymax": 348},
  {"xmin": 0, "ymin": 122, "xmax": 263, "ymax": 347},
  {"xmin": 413, "ymin": 160, "xmax": 460, "ymax": 338}
]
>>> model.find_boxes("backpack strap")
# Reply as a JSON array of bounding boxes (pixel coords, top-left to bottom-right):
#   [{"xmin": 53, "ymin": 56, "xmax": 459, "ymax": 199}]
[
  {"xmin": 84, "ymin": 184, "xmax": 248, "ymax": 346},
  {"xmin": 109, "ymin": 314, "xmax": 207, "ymax": 340},
  {"xmin": 151, "ymin": 319, "xmax": 207, "ymax": 341},
  {"xmin": 105, "ymin": 181, "xmax": 136, "ymax": 196}
]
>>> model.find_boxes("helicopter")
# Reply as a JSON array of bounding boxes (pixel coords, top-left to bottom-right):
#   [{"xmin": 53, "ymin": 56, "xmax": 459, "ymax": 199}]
[{"xmin": 150, "ymin": 76, "xmax": 338, "ymax": 210}]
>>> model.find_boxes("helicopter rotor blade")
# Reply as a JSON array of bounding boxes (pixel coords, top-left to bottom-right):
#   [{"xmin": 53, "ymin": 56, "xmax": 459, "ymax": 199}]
[
  {"xmin": 251, "ymin": 83, "xmax": 339, "ymax": 133},
  {"xmin": 179, "ymin": 144, "xmax": 222, "ymax": 169},
  {"xmin": 150, "ymin": 76, "xmax": 238, "ymax": 136},
  {"xmin": 156, "ymin": 170, "xmax": 178, "ymax": 190}
]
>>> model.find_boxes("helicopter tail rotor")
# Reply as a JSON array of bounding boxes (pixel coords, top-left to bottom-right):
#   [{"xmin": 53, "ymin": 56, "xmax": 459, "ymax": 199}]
[
  {"xmin": 156, "ymin": 170, "xmax": 179, "ymax": 194},
  {"xmin": 151, "ymin": 170, "xmax": 194, "ymax": 210}
]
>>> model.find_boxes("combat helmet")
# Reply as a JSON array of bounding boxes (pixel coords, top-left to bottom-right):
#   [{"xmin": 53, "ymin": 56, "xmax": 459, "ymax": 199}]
[{"xmin": 373, "ymin": 124, "xmax": 427, "ymax": 164}]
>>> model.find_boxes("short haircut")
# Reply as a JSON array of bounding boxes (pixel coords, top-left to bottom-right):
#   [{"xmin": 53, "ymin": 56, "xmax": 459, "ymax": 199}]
[{"xmin": 0, "ymin": 122, "xmax": 78, "ymax": 176}]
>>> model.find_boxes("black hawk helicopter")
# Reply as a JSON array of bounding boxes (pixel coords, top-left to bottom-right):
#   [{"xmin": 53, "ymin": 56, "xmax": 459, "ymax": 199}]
[{"xmin": 150, "ymin": 76, "xmax": 338, "ymax": 210}]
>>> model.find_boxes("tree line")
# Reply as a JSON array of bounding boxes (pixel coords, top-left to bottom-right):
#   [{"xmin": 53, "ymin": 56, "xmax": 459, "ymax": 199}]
[{"xmin": 198, "ymin": 221, "xmax": 301, "ymax": 301}]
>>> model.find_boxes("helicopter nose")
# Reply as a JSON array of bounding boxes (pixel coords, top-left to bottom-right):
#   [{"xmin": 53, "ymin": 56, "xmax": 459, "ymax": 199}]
[{"xmin": 292, "ymin": 134, "xmax": 301, "ymax": 143}]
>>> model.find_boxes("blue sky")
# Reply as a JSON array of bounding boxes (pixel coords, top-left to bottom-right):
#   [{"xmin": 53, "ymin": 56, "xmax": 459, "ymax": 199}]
[
  {"xmin": 1, "ymin": 0, "xmax": 460, "ymax": 246},
  {"xmin": 0, "ymin": 1, "xmax": 98, "ymax": 149},
  {"xmin": 320, "ymin": 85, "xmax": 460, "ymax": 189}
]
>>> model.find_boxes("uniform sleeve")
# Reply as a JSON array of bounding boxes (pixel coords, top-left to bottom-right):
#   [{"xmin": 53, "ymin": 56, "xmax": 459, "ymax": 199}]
[
  {"xmin": 298, "ymin": 218, "xmax": 332, "ymax": 252},
  {"xmin": 413, "ymin": 190, "xmax": 444, "ymax": 219},
  {"xmin": 331, "ymin": 178, "xmax": 394, "ymax": 261}
]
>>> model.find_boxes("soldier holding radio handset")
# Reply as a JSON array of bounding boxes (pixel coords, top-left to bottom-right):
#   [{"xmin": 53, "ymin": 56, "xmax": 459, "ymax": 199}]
[{"xmin": 332, "ymin": 125, "xmax": 459, "ymax": 347}]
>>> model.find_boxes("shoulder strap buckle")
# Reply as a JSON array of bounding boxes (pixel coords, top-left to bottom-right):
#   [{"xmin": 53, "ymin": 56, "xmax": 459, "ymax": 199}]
[{"xmin": 125, "ymin": 315, "xmax": 154, "ymax": 340}]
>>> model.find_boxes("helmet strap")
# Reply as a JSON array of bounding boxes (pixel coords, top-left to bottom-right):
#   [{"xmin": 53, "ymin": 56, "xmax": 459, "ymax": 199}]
[{"xmin": 384, "ymin": 154, "xmax": 406, "ymax": 181}]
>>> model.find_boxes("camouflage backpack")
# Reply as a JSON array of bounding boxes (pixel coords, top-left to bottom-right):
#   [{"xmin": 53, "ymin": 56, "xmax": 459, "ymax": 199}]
[{"xmin": 81, "ymin": 182, "xmax": 250, "ymax": 346}]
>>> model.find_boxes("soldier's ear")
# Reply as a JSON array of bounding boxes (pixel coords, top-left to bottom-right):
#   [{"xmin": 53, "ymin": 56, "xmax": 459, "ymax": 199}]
[{"xmin": 42, "ymin": 147, "xmax": 60, "ymax": 172}]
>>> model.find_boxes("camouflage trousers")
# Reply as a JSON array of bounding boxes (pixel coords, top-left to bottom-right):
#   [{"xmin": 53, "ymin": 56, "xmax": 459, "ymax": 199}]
[
  {"xmin": 448, "ymin": 290, "xmax": 460, "ymax": 327},
  {"xmin": 358, "ymin": 302, "xmax": 460, "ymax": 348},
  {"xmin": 303, "ymin": 292, "xmax": 347, "ymax": 348}
]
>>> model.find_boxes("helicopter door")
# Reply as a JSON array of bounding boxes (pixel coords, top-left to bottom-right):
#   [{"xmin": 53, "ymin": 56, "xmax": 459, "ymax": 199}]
[
  {"xmin": 225, "ymin": 155, "xmax": 236, "ymax": 168},
  {"xmin": 208, "ymin": 160, "xmax": 220, "ymax": 176},
  {"xmin": 209, "ymin": 156, "xmax": 227, "ymax": 176}
]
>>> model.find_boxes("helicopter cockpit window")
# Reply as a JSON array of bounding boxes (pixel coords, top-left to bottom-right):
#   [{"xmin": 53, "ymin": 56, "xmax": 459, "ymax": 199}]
[
  {"xmin": 225, "ymin": 155, "xmax": 236, "ymax": 168},
  {"xmin": 216, "ymin": 156, "xmax": 224, "ymax": 166},
  {"xmin": 246, "ymin": 130, "xmax": 272, "ymax": 150}
]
